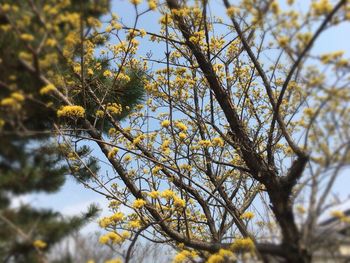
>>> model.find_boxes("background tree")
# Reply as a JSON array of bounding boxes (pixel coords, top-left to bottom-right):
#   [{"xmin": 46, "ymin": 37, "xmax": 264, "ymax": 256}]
[
  {"xmin": 1, "ymin": 0, "xmax": 350, "ymax": 263},
  {"xmin": 48, "ymin": 231, "xmax": 172, "ymax": 263},
  {"xmin": 0, "ymin": 0, "xmax": 113, "ymax": 262}
]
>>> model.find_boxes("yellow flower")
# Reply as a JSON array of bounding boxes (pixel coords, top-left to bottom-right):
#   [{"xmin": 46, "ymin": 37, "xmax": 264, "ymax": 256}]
[
  {"xmin": 303, "ymin": 108, "xmax": 314, "ymax": 117},
  {"xmin": 240, "ymin": 211, "xmax": 255, "ymax": 220},
  {"xmin": 133, "ymin": 134, "xmax": 145, "ymax": 145},
  {"xmin": 212, "ymin": 137, "xmax": 224, "ymax": 147},
  {"xmin": 57, "ymin": 105, "xmax": 85, "ymax": 118},
  {"xmin": 0, "ymin": 4, "xmax": 11, "ymax": 12},
  {"xmin": 148, "ymin": 0, "xmax": 157, "ymax": 10},
  {"xmin": 161, "ymin": 139, "xmax": 171, "ymax": 150},
  {"xmin": 231, "ymin": 237, "xmax": 255, "ymax": 252},
  {"xmin": 277, "ymin": 36, "xmax": 289, "ymax": 48},
  {"xmin": 296, "ymin": 205, "xmax": 306, "ymax": 214},
  {"xmin": 105, "ymin": 258, "xmax": 122, "ymax": 263},
  {"xmin": 106, "ymin": 103, "xmax": 122, "ymax": 115},
  {"xmin": 99, "ymin": 235, "xmax": 110, "ymax": 244},
  {"xmin": 312, "ymin": 0, "xmax": 333, "ymax": 16},
  {"xmin": 108, "ymin": 147, "xmax": 119, "ymax": 159},
  {"xmin": 199, "ymin": 140, "xmax": 212, "ymax": 147},
  {"xmin": 152, "ymin": 165, "xmax": 162, "ymax": 174},
  {"xmin": 33, "ymin": 240, "xmax": 47, "ymax": 249},
  {"xmin": 148, "ymin": 191, "xmax": 160, "ymax": 199},
  {"xmin": 130, "ymin": 0, "xmax": 142, "ymax": 5},
  {"xmin": 270, "ymin": 1, "xmax": 280, "ymax": 15},
  {"xmin": 179, "ymin": 132, "xmax": 187, "ymax": 140},
  {"xmin": 173, "ymin": 250, "xmax": 196, "ymax": 263},
  {"xmin": 124, "ymin": 154, "xmax": 132, "ymax": 162},
  {"xmin": 87, "ymin": 68, "xmax": 94, "ymax": 75},
  {"xmin": 226, "ymin": 6, "xmax": 239, "ymax": 16},
  {"xmin": 161, "ymin": 189, "xmax": 175, "ymax": 200},
  {"xmin": 331, "ymin": 210, "xmax": 345, "ymax": 219},
  {"xmin": 218, "ymin": 249, "xmax": 235, "ymax": 258},
  {"xmin": 107, "ymin": 232, "xmax": 123, "ymax": 244},
  {"xmin": 103, "ymin": 69, "xmax": 113, "ymax": 77},
  {"xmin": 133, "ymin": 198, "xmax": 146, "ymax": 209},
  {"xmin": 0, "ymin": 97, "xmax": 21, "ymax": 110},
  {"xmin": 46, "ymin": 38, "xmax": 57, "ymax": 47},
  {"xmin": 175, "ymin": 121, "xmax": 187, "ymax": 132},
  {"xmin": 189, "ymin": 31, "xmax": 205, "ymax": 45},
  {"xmin": 161, "ymin": 119, "xmax": 171, "ymax": 128},
  {"xmin": 10, "ymin": 92, "xmax": 25, "ymax": 102},
  {"xmin": 96, "ymin": 110, "xmax": 104, "ymax": 118},
  {"xmin": 206, "ymin": 254, "xmax": 224, "ymax": 263},
  {"xmin": 121, "ymin": 231, "xmax": 131, "ymax": 239},
  {"xmin": 40, "ymin": 84, "xmax": 56, "ymax": 95},
  {"xmin": 206, "ymin": 249, "xmax": 236, "ymax": 263},
  {"xmin": 128, "ymin": 219, "xmax": 141, "ymax": 229},
  {"xmin": 110, "ymin": 212, "xmax": 124, "ymax": 222},
  {"xmin": 20, "ymin": 33, "xmax": 34, "ymax": 42},
  {"xmin": 99, "ymin": 217, "xmax": 112, "ymax": 228},
  {"xmin": 173, "ymin": 197, "xmax": 186, "ymax": 208}
]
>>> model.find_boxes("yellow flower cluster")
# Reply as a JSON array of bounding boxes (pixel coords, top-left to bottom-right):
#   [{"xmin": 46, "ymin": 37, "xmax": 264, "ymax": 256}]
[
  {"xmin": 173, "ymin": 197, "xmax": 186, "ymax": 208},
  {"xmin": 46, "ymin": 38, "xmax": 57, "ymax": 47},
  {"xmin": 277, "ymin": 36, "xmax": 289, "ymax": 48},
  {"xmin": 106, "ymin": 103, "xmax": 122, "ymax": 115},
  {"xmin": 124, "ymin": 154, "xmax": 132, "ymax": 162},
  {"xmin": 179, "ymin": 132, "xmax": 187, "ymax": 140},
  {"xmin": 226, "ymin": 6, "xmax": 239, "ymax": 17},
  {"xmin": 152, "ymin": 165, "xmax": 162, "ymax": 174},
  {"xmin": 57, "ymin": 105, "xmax": 85, "ymax": 118},
  {"xmin": 33, "ymin": 240, "xmax": 47, "ymax": 249},
  {"xmin": 105, "ymin": 258, "xmax": 123, "ymax": 263},
  {"xmin": 132, "ymin": 198, "xmax": 147, "ymax": 209},
  {"xmin": 39, "ymin": 84, "xmax": 56, "ymax": 95},
  {"xmin": 330, "ymin": 210, "xmax": 350, "ymax": 223},
  {"xmin": 157, "ymin": 190, "xmax": 187, "ymax": 209},
  {"xmin": 198, "ymin": 140, "xmax": 212, "ymax": 148},
  {"xmin": 148, "ymin": 0, "xmax": 157, "ymax": 10},
  {"xmin": 312, "ymin": 0, "xmax": 333, "ymax": 16},
  {"xmin": 231, "ymin": 237, "xmax": 255, "ymax": 252},
  {"xmin": 99, "ymin": 231, "xmax": 129, "ymax": 245},
  {"xmin": 240, "ymin": 211, "xmax": 255, "ymax": 220},
  {"xmin": 206, "ymin": 249, "xmax": 235, "ymax": 263},
  {"xmin": 161, "ymin": 139, "xmax": 171, "ymax": 153},
  {"xmin": 189, "ymin": 31, "xmax": 205, "ymax": 45},
  {"xmin": 103, "ymin": 69, "xmax": 113, "ymax": 77},
  {"xmin": 99, "ymin": 212, "xmax": 125, "ymax": 228},
  {"xmin": 20, "ymin": 33, "xmax": 34, "ymax": 42},
  {"xmin": 128, "ymin": 219, "xmax": 142, "ymax": 229},
  {"xmin": 212, "ymin": 137, "xmax": 224, "ymax": 147},
  {"xmin": 173, "ymin": 250, "xmax": 197, "ymax": 263},
  {"xmin": 133, "ymin": 134, "xmax": 146, "ymax": 145},
  {"xmin": 107, "ymin": 147, "xmax": 119, "ymax": 159},
  {"xmin": 0, "ymin": 92, "xmax": 25, "ymax": 110},
  {"xmin": 320, "ymin": 51, "xmax": 344, "ymax": 64},
  {"xmin": 161, "ymin": 119, "xmax": 170, "ymax": 128},
  {"xmin": 148, "ymin": 191, "xmax": 160, "ymax": 199},
  {"xmin": 161, "ymin": 189, "xmax": 175, "ymax": 200},
  {"xmin": 175, "ymin": 121, "xmax": 188, "ymax": 132},
  {"xmin": 96, "ymin": 110, "xmax": 104, "ymax": 118},
  {"xmin": 129, "ymin": 0, "xmax": 142, "ymax": 5}
]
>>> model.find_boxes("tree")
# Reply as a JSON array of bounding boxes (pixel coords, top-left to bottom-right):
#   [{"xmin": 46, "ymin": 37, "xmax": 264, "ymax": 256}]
[
  {"xmin": 1, "ymin": 0, "xmax": 350, "ymax": 262},
  {"xmin": 0, "ymin": 0, "xmax": 110, "ymax": 261}
]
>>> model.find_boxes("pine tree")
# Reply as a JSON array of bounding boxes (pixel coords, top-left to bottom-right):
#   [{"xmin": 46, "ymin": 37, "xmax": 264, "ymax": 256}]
[{"xmin": 0, "ymin": 0, "xmax": 145, "ymax": 261}]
